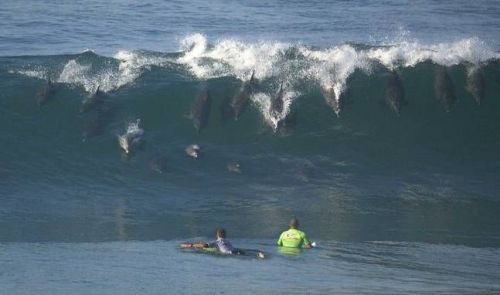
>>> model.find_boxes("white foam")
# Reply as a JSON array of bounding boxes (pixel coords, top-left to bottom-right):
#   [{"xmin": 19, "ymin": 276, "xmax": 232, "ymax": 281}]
[
  {"xmin": 10, "ymin": 69, "xmax": 47, "ymax": 80},
  {"xmin": 177, "ymin": 33, "xmax": 287, "ymax": 80},
  {"xmin": 57, "ymin": 58, "xmax": 128, "ymax": 93},
  {"xmin": 299, "ymin": 44, "xmax": 371, "ymax": 114},
  {"xmin": 175, "ymin": 34, "xmax": 498, "ymax": 116},
  {"xmin": 57, "ymin": 60, "xmax": 95, "ymax": 91},
  {"xmin": 367, "ymin": 38, "xmax": 498, "ymax": 69},
  {"xmin": 115, "ymin": 50, "xmax": 171, "ymax": 85},
  {"xmin": 12, "ymin": 33, "xmax": 499, "ymax": 115},
  {"xmin": 55, "ymin": 50, "xmax": 171, "ymax": 93}
]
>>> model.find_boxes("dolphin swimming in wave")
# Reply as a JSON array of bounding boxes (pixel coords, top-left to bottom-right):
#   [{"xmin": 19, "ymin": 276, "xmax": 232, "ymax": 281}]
[
  {"xmin": 80, "ymin": 85, "xmax": 104, "ymax": 113},
  {"xmin": 231, "ymin": 71, "xmax": 256, "ymax": 120},
  {"xmin": 188, "ymin": 88, "xmax": 211, "ymax": 133},
  {"xmin": 36, "ymin": 79, "xmax": 57, "ymax": 106},
  {"xmin": 466, "ymin": 66, "xmax": 485, "ymax": 106},
  {"xmin": 434, "ymin": 65, "xmax": 456, "ymax": 112},
  {"xmin": 385, "ymin": 70, "xmax": 406, "ymax": 115}
]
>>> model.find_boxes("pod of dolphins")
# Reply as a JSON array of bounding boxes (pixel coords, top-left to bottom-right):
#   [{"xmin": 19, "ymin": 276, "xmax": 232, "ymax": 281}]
[
  {"xmin": 33, "ymin": 64, "xmax": 488, "ymax": 173},
  {"xmin": 381, "ymin": 65, "xmax": 484, "ymax": 116}
]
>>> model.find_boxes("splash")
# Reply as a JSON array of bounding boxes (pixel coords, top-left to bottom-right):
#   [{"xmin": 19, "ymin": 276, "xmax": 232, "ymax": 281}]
[
  {"xmin": 300, "ymin": 44, "xmax": 371, "ymax": 115},
  {"xmin": 251, "ymin": 86, "xmax": 298, "ymax": 133},
  {"xmin": 114, "ymin": 50, "xmax": 171, "ymax": 88},
  {"xmin": 118, "ymin": 119, "xmax": 144, "ymax": 154},
  {"xmin": 9, "ymin": 68, "xmax": 48, "ymax": 80},
  {"xmin": 57, "ymin": 54, "xmax": 139, "ymax": 93},
  {"xmin": 54, "ymin": 50, "xmax": 171, "ymax": 93},
  {"xmin": 11, "ymin": 33, "xmax": 499, "ymax": 117},
  {"xmin": 177, "ymin": 33, "xmax": 287, "ymax": 80},
  {"xmin": 175, "ymin": 34, "xmax": 498, "ymax": 116},
  {"xmin": 366, "ymin": 37, "xmax": 498, "ymax": 69}
]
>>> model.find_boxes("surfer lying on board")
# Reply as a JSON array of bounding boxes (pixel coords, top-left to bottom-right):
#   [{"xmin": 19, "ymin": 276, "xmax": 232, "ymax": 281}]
[
  {"xmin": 181, "ymin": 228, "xmax": 265, "ymax": 258},
  {"xmin": 277, "ymin": 218, "xmax": 313, "ymax": 249}
]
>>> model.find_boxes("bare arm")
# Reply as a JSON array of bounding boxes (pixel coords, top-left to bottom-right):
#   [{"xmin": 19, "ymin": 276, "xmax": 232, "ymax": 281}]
[{"xmin": 302, "ymin": 233, "xmax": 313, "ymax": 249}]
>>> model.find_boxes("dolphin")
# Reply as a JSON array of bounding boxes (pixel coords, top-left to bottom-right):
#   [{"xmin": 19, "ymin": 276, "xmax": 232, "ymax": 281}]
[
  {"xmin": 81, "ymin": 104, "xmax": 117, "ymax": 141},
  {"xmin": 188, "ymin": 88, "xmax": 211, "ymax": 133},
  {"xmin": 219, "ymin": 95, "xmax": 234, "ymax": 124},
  {"xmin": 434, "ymin": 65, "xmax": 456, "ymax": 112},
  {"xmin": 82, "ymin": 115, "xmax": 105, "ymax": 140},
  {"xmin": 118, "ymin": 132, "xmax": 143, "ymax": 155},
  {"xmin": 385, "ymin": 70, "xmax": 406, "ymax": 115},
  {"xmin": 270, "ymin": 82, "xmax": 284, "ymax": 117},
  {"xmin": 118, "ymin": 120, "xmax": 144, "ymax": 155},
  {"xmin": 185, "ymin": 144, "xmax": 201, "ymax": 158},
  {"xmin": 36, "ymin": 79, "xmax": 57, "ymax": 106},
  {"xmin": 227, "ymin": 161, "xmax": 241, "ymax": 173},
  {"xmin": 279, "ymin": 110, "xmax": 297, "ymax": 137},
  {"xmin": 466, "ymin": 67, "xmax": 485, "ymax": 105},
  {"xmin": 322, "ymin": 87, "xmax": 344, "ymax": 116},
  {"xmin": 231, "ymin": 71, "xmax": 256, "ymax": 120},
  {"xmin": 149, "ymin": 156, "xmax": 168, "ymax": 174},
  {"xmin": 80, "ymin": 85, "xmax": 104, "ymax": 113}
]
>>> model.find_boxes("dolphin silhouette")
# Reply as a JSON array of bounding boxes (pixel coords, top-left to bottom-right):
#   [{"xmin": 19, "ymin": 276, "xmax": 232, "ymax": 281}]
[
  {"xmin": 385, "ymin": 70, "xmax": 406, "ymax": 116},
  {"xmin": 435, "ymin": 65, "xmax": 456, "ymax": 112}
]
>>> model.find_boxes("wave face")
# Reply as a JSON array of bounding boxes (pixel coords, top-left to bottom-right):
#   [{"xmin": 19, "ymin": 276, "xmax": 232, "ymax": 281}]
[{"xmin": 1, "ymin": 36, "xmax": 500, "ymax": 245}]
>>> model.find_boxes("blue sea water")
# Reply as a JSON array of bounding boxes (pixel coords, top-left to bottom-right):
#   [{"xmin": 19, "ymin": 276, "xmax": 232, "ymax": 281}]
[{"xmin": 1, "ymin": 0, "xmax": 500, "ymax": 294}]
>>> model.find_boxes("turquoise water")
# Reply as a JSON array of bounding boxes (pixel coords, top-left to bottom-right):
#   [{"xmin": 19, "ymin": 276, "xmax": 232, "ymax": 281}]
[
  {"xmin": 1, "ymin": 0, "xmax": 500, "ymax": 294},
  {"xmin": 2, "ymin": 240, "xmax": 500, "ymax": 294}
]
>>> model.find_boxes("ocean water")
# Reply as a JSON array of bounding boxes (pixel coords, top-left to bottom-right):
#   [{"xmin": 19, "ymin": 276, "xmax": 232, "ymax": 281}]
[{"xmin": 1, "ymin": 0, "xmax": 500, "ymax": 294}]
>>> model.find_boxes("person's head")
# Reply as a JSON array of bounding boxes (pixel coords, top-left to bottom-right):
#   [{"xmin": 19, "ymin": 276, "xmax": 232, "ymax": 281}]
[
  {"xmin": 216, "ymin": 228, "xmax": 226, "ymax": 239},
  {"xmin": 289, "ymin": 218, "xmax": 299, "ymax": 229}
]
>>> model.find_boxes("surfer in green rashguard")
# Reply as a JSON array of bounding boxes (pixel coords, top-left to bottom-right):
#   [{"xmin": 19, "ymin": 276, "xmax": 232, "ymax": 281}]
[{"xmin": 277, "ymin": 218, "xmax": 313, "ymax": 249}]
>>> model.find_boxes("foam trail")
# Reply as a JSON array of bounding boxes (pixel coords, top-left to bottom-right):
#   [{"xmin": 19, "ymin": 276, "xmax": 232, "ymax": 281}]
[
  {"xmin": 251, "ymin": 87, "xmax": 298, "ymax": 133},
  {"xmin": 465, "ymin": 65, "xmax": 485, "ymax": 105},
  {"xmin": 9, "ymin": 69, "xmax": 48, "ymax": 80},
  {"xmin": 300, "ymin": 45, "xmax": 370, "ymax": 115}
]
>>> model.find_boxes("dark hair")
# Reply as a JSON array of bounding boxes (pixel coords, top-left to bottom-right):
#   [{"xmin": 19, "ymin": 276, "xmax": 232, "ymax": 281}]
[
  {"xmin": 216, "ymin": 228, "xmax": 226, "ymax": 238},
  {"xmin": 289, "ymin": 218, "xmax": 299, "ymax": 229}
]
